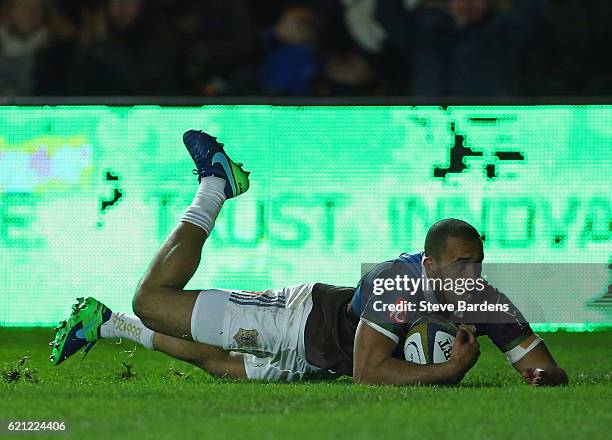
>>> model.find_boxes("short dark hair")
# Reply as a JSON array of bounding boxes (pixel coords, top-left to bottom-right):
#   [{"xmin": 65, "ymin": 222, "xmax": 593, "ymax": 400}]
[{"xmin": 424, "ymin": 218, "xmax": 481, "ymax": 258}]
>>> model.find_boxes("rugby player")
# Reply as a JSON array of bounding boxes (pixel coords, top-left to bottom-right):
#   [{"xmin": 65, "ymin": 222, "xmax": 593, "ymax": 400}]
[{"xmin": 50, "ymin": 130, "xmax": 568, "ymax": 386}]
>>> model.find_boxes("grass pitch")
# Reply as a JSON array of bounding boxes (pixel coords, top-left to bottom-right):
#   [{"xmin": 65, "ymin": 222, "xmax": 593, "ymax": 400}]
[{"xmin": 1, "ymin": 328, "xmax": 611, "ymax": 440}]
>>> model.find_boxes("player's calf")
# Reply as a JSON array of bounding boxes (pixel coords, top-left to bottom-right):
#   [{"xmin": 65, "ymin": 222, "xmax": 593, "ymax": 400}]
[{"xmin": 152, "ymin": 332, "xmax": 246, "ymax": 378}]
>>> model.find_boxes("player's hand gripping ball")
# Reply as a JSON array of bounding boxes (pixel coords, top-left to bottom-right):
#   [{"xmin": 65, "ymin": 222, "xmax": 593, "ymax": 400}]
[{"xmin": 404, "ymin": 315, "xmax": 473, "ymax": 364}]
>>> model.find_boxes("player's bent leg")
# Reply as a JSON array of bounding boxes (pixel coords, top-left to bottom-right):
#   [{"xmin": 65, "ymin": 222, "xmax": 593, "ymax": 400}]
[
  {"xmin": 50, "ymin": 294, "xmax": 246, "ymax": 379},
  {"xmin": 52, "ymin": 286, "xmax": 323, "ymax": 383},
  {"xmin": 52, "ymin": 130, "xmax": 253, "ymax": 367},
  {"xmin": 132, "ymin": 130, "xmax": 250, "ymax": 340},
  {"xmin": 132, "ymin": 224, "xmax": 203, "ymax": 339}
]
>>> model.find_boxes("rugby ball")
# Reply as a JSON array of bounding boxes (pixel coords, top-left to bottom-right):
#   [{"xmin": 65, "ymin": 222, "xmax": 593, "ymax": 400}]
[{"xmin": 404, "ymin": 315, "xmax": 457, "ymax": 364}]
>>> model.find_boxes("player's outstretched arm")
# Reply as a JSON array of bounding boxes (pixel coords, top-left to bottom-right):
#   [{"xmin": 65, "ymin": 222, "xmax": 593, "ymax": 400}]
[
  {"xmin": 511, "ymin": 340, "xmax": 568, "ymax": 386},
  {"xmin": 353, "ymin": 322, "xmax": 480, "ymax": 385}
]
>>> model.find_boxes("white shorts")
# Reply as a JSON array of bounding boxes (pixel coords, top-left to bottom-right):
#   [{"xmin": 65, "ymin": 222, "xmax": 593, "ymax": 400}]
[{"xmin": 191, "ymin": 283, "xmax": 325, "ymax": 382}]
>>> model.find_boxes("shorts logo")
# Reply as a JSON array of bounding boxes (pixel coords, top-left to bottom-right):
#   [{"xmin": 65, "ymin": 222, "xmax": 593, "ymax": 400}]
[{"xmin": 233, "ymin": 328, "xmax": 259, "ymax": 349}]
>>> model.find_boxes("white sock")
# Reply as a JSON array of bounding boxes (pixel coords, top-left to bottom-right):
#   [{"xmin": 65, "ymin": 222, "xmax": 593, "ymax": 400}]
[
  {"xmin": 179, "ymin": 176, "xmax": 226, "ymax": 234},
  {"xmin": 100, "ymin": 312, "xmax": 155, "ymax": 350}
]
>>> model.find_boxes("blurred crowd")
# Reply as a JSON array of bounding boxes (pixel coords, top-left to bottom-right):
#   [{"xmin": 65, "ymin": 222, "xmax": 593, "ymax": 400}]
[{"xmin": 0, "ymin": 0, "xmax": 610, "ymax": 97}]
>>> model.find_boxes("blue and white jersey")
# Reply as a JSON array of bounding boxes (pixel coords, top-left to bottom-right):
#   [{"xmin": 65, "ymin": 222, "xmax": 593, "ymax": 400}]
[
  {"xmin": 348, "ymin": 252, "xmax": 534, "ymax": 353},
  {"xmin": 304, "ymin": 252, "xmax": 536, "ymax": 376}
]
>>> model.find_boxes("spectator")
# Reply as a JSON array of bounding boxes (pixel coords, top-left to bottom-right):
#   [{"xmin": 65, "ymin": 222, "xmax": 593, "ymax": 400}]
[
  {"xmin": 1, "ymin": 0, "xmax": 608, "ymax": 97},
  {"xmin": 0, "ymin": 0, "xmax": 70, "ymax": 95},
  {"xmin": 341, "ymin": 0, "xmax": 387, "ymax": 54},
  {"xmin": 377, "ymin": 0, "xmax": 552, "ymax": 96},
  {"xmin": 71, "ymin": 0, "xmax": 177, "ymax": 95},
  {"xmin": 172, "ymin": 0, "xmax": 254, "ymax": 95},
  {"xmin": 255, "ymin": 6, "xmax": 321, "ymax": 96},
  {"xmin": 541, "ymin": 0, "xmax": 612, "ymax": 95},
  {"xmin": 315, "ymin": 0, "xmax": 408, "ymax": 96}
]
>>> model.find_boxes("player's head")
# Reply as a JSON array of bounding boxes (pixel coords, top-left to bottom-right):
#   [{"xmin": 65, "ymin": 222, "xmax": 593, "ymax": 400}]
[
  {"xmin": 423, "ymin": 218, "xmax": 484, "ymax": 299},
  {"xmin": 424, "ymin": 218, "xmax": 482, "ymax": 260}
]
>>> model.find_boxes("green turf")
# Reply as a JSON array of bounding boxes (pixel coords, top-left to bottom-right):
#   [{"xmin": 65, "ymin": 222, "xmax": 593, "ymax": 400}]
[{"xmin": 0, "ymin": 329, "xmax": 610, "ymax": 440}]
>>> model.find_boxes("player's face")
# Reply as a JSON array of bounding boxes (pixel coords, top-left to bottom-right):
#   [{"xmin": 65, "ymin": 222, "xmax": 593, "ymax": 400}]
[{"xmin": 426, "ymin": 236, "xmax": 484, "ymax": 304}]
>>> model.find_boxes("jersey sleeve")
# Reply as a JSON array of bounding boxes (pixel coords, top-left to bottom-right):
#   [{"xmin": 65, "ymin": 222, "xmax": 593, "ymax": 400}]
[
  {"xmin": 358, "ymin": 261, "xmax": 421, "ymax": 344},
  {"xmin": 481, "ymin": 287, "xmax": 542, "ymax": 364}
]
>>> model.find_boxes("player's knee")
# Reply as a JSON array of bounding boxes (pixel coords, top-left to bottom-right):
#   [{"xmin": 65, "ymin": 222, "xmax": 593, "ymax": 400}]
[{"xmin": 132, "ymin": 284, "xmax": 154, "ymax": 324}]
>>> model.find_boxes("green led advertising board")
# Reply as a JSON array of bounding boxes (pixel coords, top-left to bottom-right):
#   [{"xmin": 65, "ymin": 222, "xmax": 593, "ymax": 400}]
[{"xmin": 0, "ymin": 105, "xmax": 610, "ymax": 326}]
